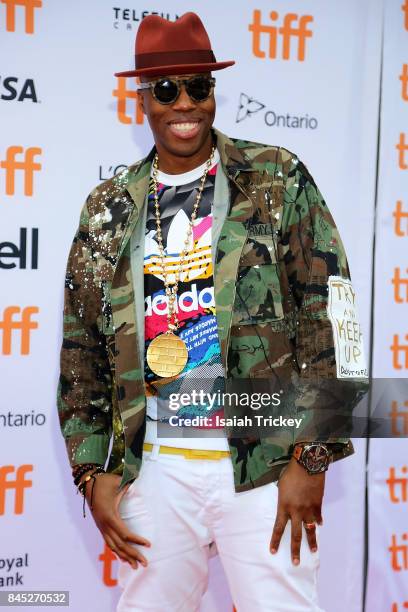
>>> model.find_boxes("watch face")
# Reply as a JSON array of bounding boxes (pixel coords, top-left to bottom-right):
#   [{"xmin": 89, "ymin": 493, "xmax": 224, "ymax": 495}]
[{"xmin": 302, "ymin": 444, "xmax": 330, "ymax": 473}]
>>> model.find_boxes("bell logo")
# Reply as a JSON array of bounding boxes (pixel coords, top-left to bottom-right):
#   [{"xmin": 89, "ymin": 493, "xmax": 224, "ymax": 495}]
[
  {"xmin": 113, "ymin": 77, "xmax": 144, "ymax": 125},
  {"xmin": 0, "ymin": 0, "xmax": 42, "ymax": 34},
  {"xmin": 99, "ymin": 543, "xmax": 118, "ymax": 587},
  {"xmin": 0, "ymin": 465, "xmax": 33, "ymax": 515},
  {"xmin": 0, "ymin": 146, "xmax": 42, "ymax": 196},
  {"xmin": 0, "ymin": 306, "xmax": 39, "ymax": 355},
  {"xmin": 0, "ymin": 228, "xmax": 39, "ymax": 269},
  {"xmin": 249, "ymin": 9, "xmax": 314, "ymax": 61}
]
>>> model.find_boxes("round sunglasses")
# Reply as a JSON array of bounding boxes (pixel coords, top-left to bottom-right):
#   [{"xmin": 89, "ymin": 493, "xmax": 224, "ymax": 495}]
[{"xmin": 137, "ymin": 75, "xmax": 216, "ymax": 105}]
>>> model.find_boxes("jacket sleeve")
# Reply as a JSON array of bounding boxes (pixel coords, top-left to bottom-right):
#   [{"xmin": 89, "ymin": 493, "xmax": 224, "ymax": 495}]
[
  {"xmin": 57, "ymin": 195, "xmax": 113, "ymax": 468},
  {"xmin": 281, "ymin": 154, "xmax": 369, "ymax": 448}
]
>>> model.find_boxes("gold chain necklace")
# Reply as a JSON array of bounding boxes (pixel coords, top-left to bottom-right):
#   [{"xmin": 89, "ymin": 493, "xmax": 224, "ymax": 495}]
[{"xmin": 146, "ymin": 146, "xmax": 216, "ymax": 378}]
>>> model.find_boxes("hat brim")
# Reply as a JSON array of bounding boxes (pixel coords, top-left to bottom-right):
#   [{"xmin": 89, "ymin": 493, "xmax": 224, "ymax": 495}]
[{"xmin": 114, "ymin": 60, "xmax": 235, "ymax": 78}]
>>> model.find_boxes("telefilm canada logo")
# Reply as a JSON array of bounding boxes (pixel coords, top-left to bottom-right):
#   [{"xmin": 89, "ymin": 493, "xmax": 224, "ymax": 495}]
[
  {"xmin": 236, "ymin": 93, "xmax": 318, "ymax": 130},
  {"xmin": 112, "ymin": 7, "xmax": 178, "ymax": 30}
]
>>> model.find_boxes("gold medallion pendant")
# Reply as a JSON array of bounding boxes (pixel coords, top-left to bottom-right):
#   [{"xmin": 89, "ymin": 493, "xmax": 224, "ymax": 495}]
[{"xmin": 146, "ymin": 332, "xmax": 188, "ymax": 378}]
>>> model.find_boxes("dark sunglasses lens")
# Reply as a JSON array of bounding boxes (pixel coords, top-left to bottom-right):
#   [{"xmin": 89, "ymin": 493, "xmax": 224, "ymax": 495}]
[
  {"xmin": 186, "ymin": 77, "xmax": 212, "ymax": 101},
  {"xmin": 154, "ymin": 79, "xmax": 179, "ymax": 103}
]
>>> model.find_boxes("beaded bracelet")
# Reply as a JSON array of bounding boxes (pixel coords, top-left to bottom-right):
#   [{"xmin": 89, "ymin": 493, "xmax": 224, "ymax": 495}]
[
  {"xmin": 77, "ymin": 466, "xmax": 106, "ymax": 518},
  {"xmin": 73, "ymin": 463, "xmax": 100, "ymax": 486}
]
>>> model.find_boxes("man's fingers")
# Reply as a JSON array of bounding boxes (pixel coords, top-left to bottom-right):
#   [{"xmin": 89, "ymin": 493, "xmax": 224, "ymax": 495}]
[
  {"xmin": 106, "ymin": 527, "xmax": 149, "ymax": 568},
  {"xmin": 111, "ymin": 512, "xmax": 152, "ymax": 547},
  {"xmin": 303, "ymin": 520, "xmax": 318, "ymax": 553},
  {"xmin": 104, "ymin": 534, "xmax": 138, "ymax": 569},
  {"xmin": 290, "ymin": 515, "xmax": 303, "ymax": 565},
  {"xmin": 119, "ymin": 527, "xmax": 151, "ymax": 548},
  {"xmin": 314, "ymin": 508, "xmax": 323, "ymax": 526},
  {"xmin": 270, "ymin": 511, "xmax": 288, "ymax": 554},
  {"xmin": 110, "ymin": 514, "xmax": 151, "ymax": 547}
]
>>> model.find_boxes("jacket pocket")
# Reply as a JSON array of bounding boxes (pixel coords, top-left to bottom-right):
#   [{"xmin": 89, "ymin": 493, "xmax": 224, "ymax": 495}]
[
  {"xmin": 233, "ymin": 263, "xmax": 284, "ymax": 324},
  {"xmin": 232, "ymin": 234, "xmax": 284, "ymax": 325}
]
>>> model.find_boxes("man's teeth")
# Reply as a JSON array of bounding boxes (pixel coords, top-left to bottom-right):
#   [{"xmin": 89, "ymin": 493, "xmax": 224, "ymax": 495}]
[{"xmin": 171, "ymin": 122, "xmax": 199, "ymax": 131}]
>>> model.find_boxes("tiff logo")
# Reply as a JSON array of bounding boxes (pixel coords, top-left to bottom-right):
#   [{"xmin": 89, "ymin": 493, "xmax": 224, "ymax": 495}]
[
  {"xmin": 0, "ymin": 465, "xmax": 33, "ymax": 515},
  {"xmin": 249, "ymin": 9, "xmax": 313, "ymax": 61},
  {"xmin": 99, "ymin": 543, "xmax": 118, "ymax": 587},
  {"xmin": 0, "ymin": 146, "xmax": 42, "ymax": 196},
  {"xmin": 0, "ymin": 306, "xmax": 39, "ymax": 354},
  {"xmin": 0, "ymin": 0, "xmax": 42, "ymax": 34},
  {"xmin": 113, "ymin": 77, "xmax": 144, "ymax": 125},
  {"xmin": 0, "ymin": 228, "xmax": 38, "ymax": 269}
]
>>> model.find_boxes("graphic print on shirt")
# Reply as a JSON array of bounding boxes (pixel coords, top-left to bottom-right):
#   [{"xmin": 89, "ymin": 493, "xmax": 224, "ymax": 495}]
[{"xmin": 144, "ymin": 163, "xmax": 225, "ymax": 430}]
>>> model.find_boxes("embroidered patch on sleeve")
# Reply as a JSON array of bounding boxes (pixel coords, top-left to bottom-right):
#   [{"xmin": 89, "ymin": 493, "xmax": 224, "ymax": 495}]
[{"xmin": 327, "ymin": 276, "xmax": 368, "ymax": 379}]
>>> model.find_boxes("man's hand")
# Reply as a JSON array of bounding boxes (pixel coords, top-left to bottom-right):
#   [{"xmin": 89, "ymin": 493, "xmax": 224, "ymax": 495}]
[
  {"xmin": 81, "ymin": 472, "xmax": 151, "ymax": 569},
  {"xmin": 270, "ymin": 457, "xmax": 325, "ymax": 565}
]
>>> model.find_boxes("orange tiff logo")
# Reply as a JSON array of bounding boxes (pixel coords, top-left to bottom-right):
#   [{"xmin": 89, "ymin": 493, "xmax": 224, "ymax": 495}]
[
  {"xmin": 403, "ymin": 0, "xmax": 408, "ymax": 31},
  {"xmin": 0, "ymin": 465, "xmax": 33, "ymax": 515},
  {"xmin": 389, "ymin": 533, "xmax": 408, "ymax": 571},
  {"xmin": 400, "ymin": 64, "xmax": 408, "ymax": 102},
  {"xmin": 393, "ymin": 200, "xmax": 408, "ymax": 236},
  {"xmin": 387, "ymin": 465, "xmax": 408, "ymax": 502},
  {"xmin": 249, "ymin": 9, "xmax": 313, "ymax": 61},
  {"xmin": 392, "ymin": 268, "xmax": 408, "ymax": 303},
  {"xmin": 113, "ymin": 77, "xmax": 144, "ymax": 125},
  {"xmin": 0, "ymin": 146, "xmax": 42, "ymax": 196},
  {"xmin": 390, "ymin": 334, "xmax": 408, "ymax": 370},
  {"xmin": 397, "ymin": 133, "xmax": 408, "ymax": 170},
  {"xmin": 0, "ymin": 306, "xmax": 38, "ymax": 354},
  {"xmin": 99, "ymin": 543, "xmax": 118, "ymax": 587},
  {"xmin": 389, "ymin": 400, "xmax": 408, "ymax": 436},
  {"xmin": 0, "ymin": 0, "xmax": 42, "ymax": 34},
  {"xmin": 392, "ymin": 603, "xmax": 408, "ymax": 611}
]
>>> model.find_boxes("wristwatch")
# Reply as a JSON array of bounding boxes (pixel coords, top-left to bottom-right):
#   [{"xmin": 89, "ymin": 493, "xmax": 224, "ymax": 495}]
[{"xmin": 292, "ymin": 442, "xmax": 333, "ymax": 474}]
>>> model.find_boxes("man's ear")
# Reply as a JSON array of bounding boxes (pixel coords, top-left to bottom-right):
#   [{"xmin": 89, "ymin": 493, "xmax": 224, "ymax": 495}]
[{"xmin": 137, "ymin": 91, "xmax": 146, "ymax": 115}]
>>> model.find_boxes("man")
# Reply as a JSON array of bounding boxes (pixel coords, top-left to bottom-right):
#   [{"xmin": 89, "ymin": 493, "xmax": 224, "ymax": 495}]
[{"xmin": 57, "ymin": 12, "xmax": 368, "ymax": 612}]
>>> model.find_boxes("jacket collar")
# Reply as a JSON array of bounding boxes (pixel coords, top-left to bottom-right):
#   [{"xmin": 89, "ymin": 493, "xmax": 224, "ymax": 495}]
[
  {"xmin": 212, "ymin": 127, "xmax": 254, "ymax": 177},
  {"xmin": 108, "ymin": 127, "xmax": 254, "ymax": 275}
]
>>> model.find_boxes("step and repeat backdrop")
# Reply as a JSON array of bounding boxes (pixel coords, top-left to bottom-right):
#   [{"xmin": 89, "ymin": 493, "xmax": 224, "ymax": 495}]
[
  {"xmin": 0, "ymin": 0, "xmax": 396, "ymax": 610},
  {"xmin": 366, "ymin": 2, "xmax": 408, "ymax": 612}
]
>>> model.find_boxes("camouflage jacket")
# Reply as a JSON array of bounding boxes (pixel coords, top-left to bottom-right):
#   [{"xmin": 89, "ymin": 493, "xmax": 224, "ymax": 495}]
[{"xmin": 57, "ymin": 128, "xmax": 368, "ymax": 493}]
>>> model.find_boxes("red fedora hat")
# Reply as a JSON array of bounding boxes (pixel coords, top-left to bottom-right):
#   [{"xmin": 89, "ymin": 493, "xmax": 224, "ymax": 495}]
[{"xmin": 114, "ymin": 12, "xmax": 235, "ymax": 78}]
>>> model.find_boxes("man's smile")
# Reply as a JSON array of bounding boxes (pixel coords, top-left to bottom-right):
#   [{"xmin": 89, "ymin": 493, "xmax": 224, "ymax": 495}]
[{"xmin": 167, "ymin": 120, "xmax": 202, "ymax": 139}]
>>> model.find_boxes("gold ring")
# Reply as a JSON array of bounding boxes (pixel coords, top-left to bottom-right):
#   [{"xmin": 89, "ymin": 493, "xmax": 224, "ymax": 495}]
[{"xmin": 304, "ymin": 522, "xmax": 316, "ymax": 530}]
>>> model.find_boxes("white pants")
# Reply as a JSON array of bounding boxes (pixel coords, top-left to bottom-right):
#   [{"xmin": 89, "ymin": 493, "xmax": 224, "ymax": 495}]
[{"xmin": 117, "ymin": 448, "xmax": 324, "ymax": 612}]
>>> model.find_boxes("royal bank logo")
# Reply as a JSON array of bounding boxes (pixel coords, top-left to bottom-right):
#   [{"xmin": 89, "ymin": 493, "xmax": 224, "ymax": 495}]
[
  {"xmin": 236, "ymin": 93, "xmax": 318, "ymax": 130},
  {"xmin": 0, "ymin": 76, "xmax": 38, "ymax": 103},
  {"xmin": 112, "ymin": 8, "xmax": 178, "ymax": 30}
]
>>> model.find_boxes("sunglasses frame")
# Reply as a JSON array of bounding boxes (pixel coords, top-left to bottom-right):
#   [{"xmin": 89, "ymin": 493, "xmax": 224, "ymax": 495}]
[{"xmin": 137, "ymin": 76, "xmax": 216, "ymax": 105}]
